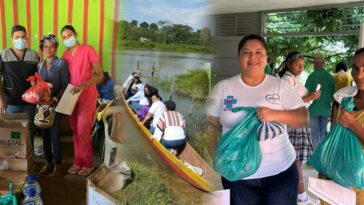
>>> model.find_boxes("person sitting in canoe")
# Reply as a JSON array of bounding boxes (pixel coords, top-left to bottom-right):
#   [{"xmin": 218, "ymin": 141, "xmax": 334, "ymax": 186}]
[
  {"xmin": 136, "ymin": 84, "xmax": 159, "ymax": 120},
  {"xmin": 126, "ymin": 83, "xmax": 145, "ymax": 113},
  {"xmin": 153, "ymin": 100, "xmax": 186, "ymax": 154},
  {"xmin": 125, "ymin": 72, "xmax": 142, "ymax": 99},
  {"xmin": 122, "ymin": 71, "xmax": 136, "ymax": 94},
  {"xmin": 96, "ymin": 71, "xmax": 114, "ymax": 103},
  {"xmin": 142, "ymin": 94, "xmax": 165, "ymax": 133}
]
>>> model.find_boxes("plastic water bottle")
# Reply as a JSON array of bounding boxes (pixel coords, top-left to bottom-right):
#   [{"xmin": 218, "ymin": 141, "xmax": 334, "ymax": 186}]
[
  {"xmin": 23, "ymin": 175, "xmax": 41, "ymax": 197},
  {"xmin": 23, "ymin": 187, "xmax": 43, "ymax": 205}
]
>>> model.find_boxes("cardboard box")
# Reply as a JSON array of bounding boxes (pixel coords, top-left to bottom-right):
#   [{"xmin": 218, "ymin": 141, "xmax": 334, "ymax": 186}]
[
  {"xmin": 0, "ymin": 113, "xmax": 30, "ymax": 158},
  {"xmin": 0, "ymin": 171, "xmax": 28, "ymax": 195},
  {"xmin": 87, "ymin": 166, "xmax": 117, "ymax": 205},
  {"xmin": 87, "ymin": 179, "xmax": 117, "ymax": 205},
  {"xmin": 0, "ymin": 153, "xmax": 34, "ymax": 172}
]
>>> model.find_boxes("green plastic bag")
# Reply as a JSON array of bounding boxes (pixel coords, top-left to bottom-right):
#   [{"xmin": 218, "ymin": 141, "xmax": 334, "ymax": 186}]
[
  {"xmin": 308, "ymin": 97, "xmax": 364, "ymax": 188},
  {"xmin": 213, "ymin": 107, "xmax": 262, "ymax": 181},
  {"xmin": 0, "ymin": 182, "xmax": 17, "ymax": 205}
]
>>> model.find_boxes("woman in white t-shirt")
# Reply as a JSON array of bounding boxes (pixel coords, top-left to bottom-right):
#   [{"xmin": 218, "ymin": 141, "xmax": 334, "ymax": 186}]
[
  {"xmin": 142, "ymin": 94, "xmax": 165, "ymax": 134},
  {"xmin": 279, "ymin": 51, "xmax": 320, "ymax": 204},
  {"xmin": 206, "ymin": 34, "xmax": 308, "ymax": 205}
]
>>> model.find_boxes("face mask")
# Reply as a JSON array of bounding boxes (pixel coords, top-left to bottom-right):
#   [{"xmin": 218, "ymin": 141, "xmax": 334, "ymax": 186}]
[
  {"xmin": 63, "ymin": 36, "xmax": 76, "ymax": 48},
  {"xmin": 14, "ymin": 38, "xmax": 26, "ymax": 50}
]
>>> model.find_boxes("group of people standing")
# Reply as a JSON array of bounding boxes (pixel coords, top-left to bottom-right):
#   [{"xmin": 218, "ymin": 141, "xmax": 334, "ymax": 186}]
[
  {"xmin": 207, "ymin": 34, "xmax": 364, "ymax": 205},
  {"xmin": 0, "ymin": 24, "xmax": 103, "ymax": 177}
]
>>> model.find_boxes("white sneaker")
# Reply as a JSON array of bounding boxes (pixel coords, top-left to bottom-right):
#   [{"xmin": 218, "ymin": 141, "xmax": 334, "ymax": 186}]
[
  {"xmin": 34, "ymin": 144, "xmax": 44, "ymax": 156},
  {"xmin": 297, "ymin": 196, "xmax": 320, "ymax": 205}
]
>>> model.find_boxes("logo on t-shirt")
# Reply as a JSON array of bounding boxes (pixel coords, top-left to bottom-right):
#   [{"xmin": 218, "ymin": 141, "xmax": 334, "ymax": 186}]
[
  {"xmin": 265, "ymin": 93, "xmax": 280, "ymax": 105},
  {"xmin": 224, "ymin": 96, "xmax": 237, "ymax": 111}
]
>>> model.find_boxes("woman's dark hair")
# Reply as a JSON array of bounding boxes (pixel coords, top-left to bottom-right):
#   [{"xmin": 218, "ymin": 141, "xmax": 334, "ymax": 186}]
[
  {"xmin": 278, "ymin": 51, "xmax": 303, "ymax": 77},
  {"xmin": 238, "ymin": 34, "xmax": 267, "ymax": 56},
  {"xmin": 39, "ymin": 34, "xmax": 59, "ymax": 50},
  {"xmin": 334, "ymin": 61, "xmax": 348, "ymax": 73},
  {"xmin": 61, "ymin": 25, "xmax": 77, "ymax": 35},
  {"xmin": 11, "ymin": 25, "xmax": 26, "ymax": 36},
  {"xmin": 164, "ymin": 100, "xmax": 176, "ymax": 111},
  {"xmin": 152, "ymin": 94, "xmax": 162, "ymax": 101},
  {"xmin": 354, "ymin": 47, "xmax": 364, "ymax": 57},
  {"xmin": 144, "ymin": 84, "xmax": 158, "ymax": 95},
  {"xmin": 103, "ymin": 71, "xmax": 111, "ymax": 82},
  {"xmin": 145, "ymin": 84, "xmax": 159, "ymax": 105}
]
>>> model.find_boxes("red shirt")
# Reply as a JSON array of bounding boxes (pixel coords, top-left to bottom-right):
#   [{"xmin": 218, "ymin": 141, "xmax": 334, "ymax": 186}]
[{"xmin": 62, "ymin": 45, "xmax": 100, "ymax": 99}]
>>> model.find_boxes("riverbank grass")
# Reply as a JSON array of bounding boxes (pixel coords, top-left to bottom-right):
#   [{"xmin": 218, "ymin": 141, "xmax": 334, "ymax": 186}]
[
  {"xmin": 154, "ymin": 69, "xmax": 209, "ymax": 100},
  {"xmin": 119, "ymin": 40, "xmax": 211, "ymax": 54},
  {"xmin": 113, "ymin": 162, "xmax": 188, "ymax": 205}
]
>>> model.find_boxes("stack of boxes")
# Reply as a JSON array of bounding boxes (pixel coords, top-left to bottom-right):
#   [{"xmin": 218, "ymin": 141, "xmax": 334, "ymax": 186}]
[
  {"xmin": 0, "ymin": 113, "xmax": 33, "ymax": 194},
  {"xmin": 0, "ymin": 113, "xmax": 33, "ymax": 171}
]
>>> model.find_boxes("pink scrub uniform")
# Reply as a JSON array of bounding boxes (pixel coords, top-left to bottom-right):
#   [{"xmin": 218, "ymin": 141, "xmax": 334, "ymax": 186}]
[{"xmin": 63, "ymin": 45, "xmax": 100, "ymax": 168}]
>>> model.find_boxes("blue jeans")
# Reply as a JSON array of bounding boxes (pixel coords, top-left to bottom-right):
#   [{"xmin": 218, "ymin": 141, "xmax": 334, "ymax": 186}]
[
  {"xmin": 41, "ymin": 113, "xmax": 62, "ymax": 164},
  {"xmin": 309, "ymin": 115, "xmax": 330, "ymax": 150},
  {"xmin": 222, "ymin": 162, "xmax": 298, "ymax": 205},
  {"xmin": 149, "ymin": 126, "xmax": 156, "ymax": 134},
  {"xmin": 160, "ymin": 139, "xmax": 185, "ymax": 150},
  {"xmin": 130, "ymin": 101, "xmax": 141, "ymax": 113},
  {"xmin": 7, "ymin": 104, "xmax": 36, "ymax": 145}
]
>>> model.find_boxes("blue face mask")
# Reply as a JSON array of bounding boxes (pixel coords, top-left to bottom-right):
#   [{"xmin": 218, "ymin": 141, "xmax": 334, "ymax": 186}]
[
  {"xmin": 63, "ymin": 36, "xmax": 76, "ymax": 48},
  {"xmin": 14, "ymin": 38, "xmax": 26, "ymax": 50}
]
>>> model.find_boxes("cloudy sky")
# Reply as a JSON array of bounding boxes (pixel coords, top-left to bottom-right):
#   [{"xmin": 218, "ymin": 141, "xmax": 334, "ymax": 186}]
[{"xmin": 121, "ymin": 0, "xmax": 212, "ymax": 31}]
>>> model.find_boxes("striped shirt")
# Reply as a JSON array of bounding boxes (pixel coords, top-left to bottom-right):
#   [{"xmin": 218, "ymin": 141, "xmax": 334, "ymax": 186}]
[
  {"xmin": 157, "ymin": 111, "xmax": 185, "ymax": 130},
  {"xmin": 156, "ymin": 111, "xmax": 185, "ymax": 141}
]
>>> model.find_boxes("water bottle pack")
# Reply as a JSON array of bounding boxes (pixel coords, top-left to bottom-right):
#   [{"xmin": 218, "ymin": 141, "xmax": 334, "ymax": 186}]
[
  {"xmin": 22, "ymin": 175, "xmax": 43, "ymax": 205},
  {"xmin": 22, "ymin": 175, "xmax": 41, "ymax": 196}
]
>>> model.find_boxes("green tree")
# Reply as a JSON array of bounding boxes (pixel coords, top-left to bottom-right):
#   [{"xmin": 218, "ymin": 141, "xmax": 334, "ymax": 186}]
[
  {"xmin": 198, "ymin": 27, "xmax": 212, "ymax": 45},
  {"xmin": 118, "ymin": 20, "xmax": 129, "ymax": 40},
  {"xmin": 130, "ymin": 20, "xmax": 138, "ymax": 27},
  {"xmin": 265, "ymin": 7, "xmax": 363, "ymax": 73},
  {"xmin": 150, "ymin": 23, "xmax": 158, "ymax": 31},
  {"xmin": 140, "ymin": 21, "xmax": 149, "ymax": 30},
  {"xmin": 167, "ymin": 24, "xmax": 193, "ymax": 44}
]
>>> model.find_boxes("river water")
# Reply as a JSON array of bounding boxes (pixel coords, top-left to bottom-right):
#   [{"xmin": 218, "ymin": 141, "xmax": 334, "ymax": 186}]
[{"xmin": 115, "ymin": 50, "xmax": 212, "ymax": 81}]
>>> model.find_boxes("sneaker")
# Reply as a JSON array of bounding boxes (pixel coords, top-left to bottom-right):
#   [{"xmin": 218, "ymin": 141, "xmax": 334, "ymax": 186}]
[
  {"xmin": 78, "ymin": 166, "xmax": 94, "ymax": 176},
  {"xmin": 33, "ymin": 145, "xmax": 44, "ymax": 156},
  {"xmin": 297, "ymin": 196, "xmax": 320, "ymax": 205}
]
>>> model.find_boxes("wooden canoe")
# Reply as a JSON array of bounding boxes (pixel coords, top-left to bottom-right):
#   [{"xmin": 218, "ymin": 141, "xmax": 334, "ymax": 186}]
[{"xmin": 121, "ymin": 95, "xmax": 220, "ymax": 192}]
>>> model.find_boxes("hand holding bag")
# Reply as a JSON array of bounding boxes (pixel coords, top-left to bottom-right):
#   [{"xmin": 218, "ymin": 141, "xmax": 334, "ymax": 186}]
[
  {"xmin": 21, "ymin": 60, "xmax": 52, "ymax": 105},
  {"xmin": 308, "ymin": 97, "xmax": 364, "ymax": 188},
  {"xmin": 34, "ymin": 104, "xmax": 56, "ymax": 129},
  {"xmin": 213, "ymin": 107, "xmax": 262, "ymax": 181},
  {"xmin": 32, "ymin": 60, "xmax": 56, "ymax": 129}
]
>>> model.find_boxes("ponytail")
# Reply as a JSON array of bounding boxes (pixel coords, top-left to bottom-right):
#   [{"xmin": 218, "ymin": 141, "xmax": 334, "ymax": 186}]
[{"xmin": 278, "ymin": 61, "xmax": 288, "ymax": 77}]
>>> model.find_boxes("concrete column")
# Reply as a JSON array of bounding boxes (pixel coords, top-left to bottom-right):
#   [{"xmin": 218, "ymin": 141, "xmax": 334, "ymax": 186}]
[{"xmin": 360, "ymin": 23, "xmax": 364, "ymax": 48}]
